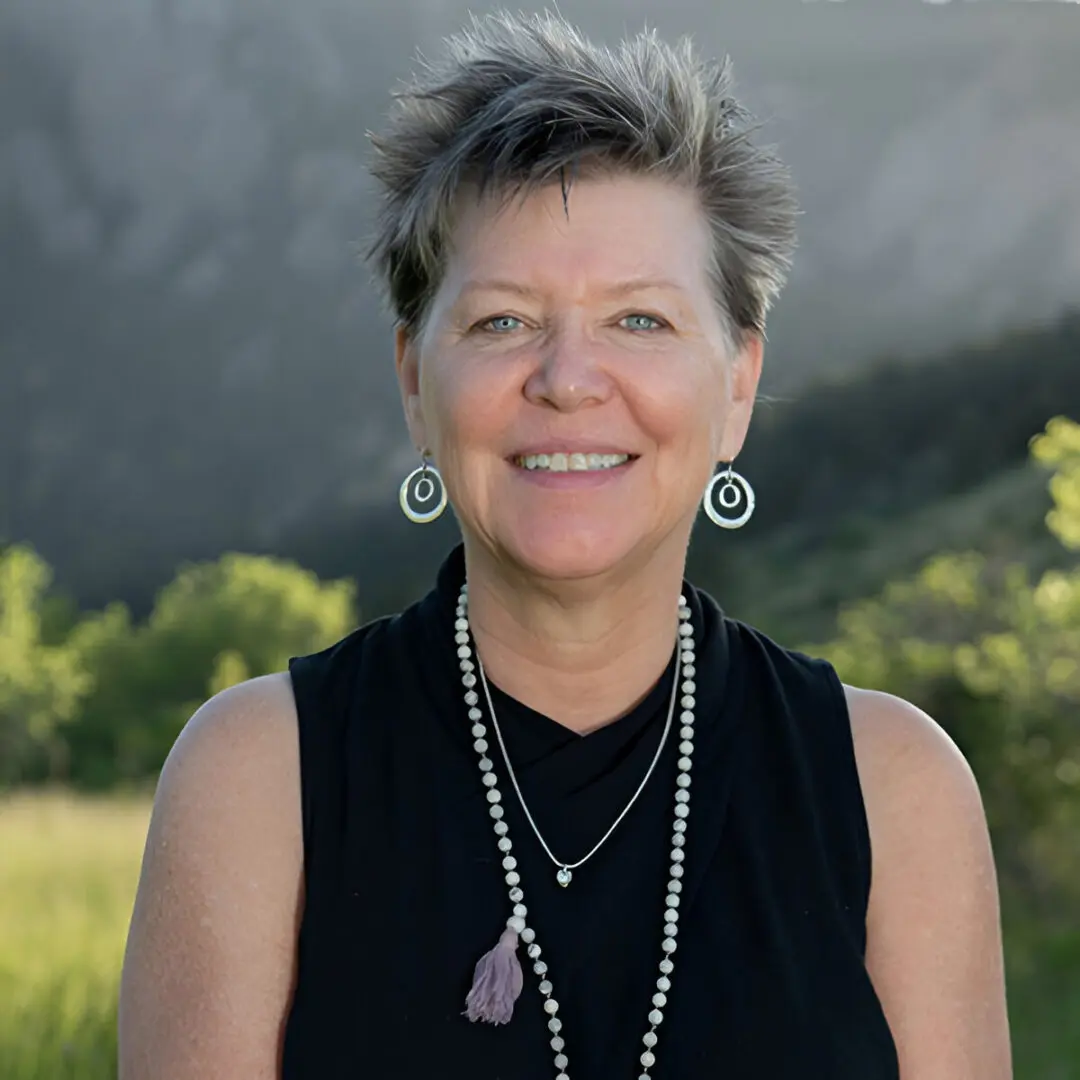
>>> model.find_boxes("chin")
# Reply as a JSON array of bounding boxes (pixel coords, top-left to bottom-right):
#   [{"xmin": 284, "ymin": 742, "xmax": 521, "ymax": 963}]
[{"xmin": 499, "ymin": 522, "xmax": 643, "ymax": 583}]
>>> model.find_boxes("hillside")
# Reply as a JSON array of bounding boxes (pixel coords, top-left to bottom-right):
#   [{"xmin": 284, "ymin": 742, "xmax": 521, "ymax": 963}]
[{"xmin": 2, "ymin": 0, "xmax": 1078, "ymax": 610}]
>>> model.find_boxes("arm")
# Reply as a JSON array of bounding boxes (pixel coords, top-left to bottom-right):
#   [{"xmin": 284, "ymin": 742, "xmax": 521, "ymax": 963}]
[
  {"xmin": 846, "ymin": 686, "xmax": 1012, "ymax": 1080},
  {"xmin": 117, "ymin": 673, "xmax": 304, "ymax": 1080}
]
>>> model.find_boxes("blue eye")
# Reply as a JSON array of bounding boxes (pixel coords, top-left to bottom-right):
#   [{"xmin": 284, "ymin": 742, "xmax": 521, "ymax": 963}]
[
  {"xmin": 482, "ymin": 315, "xmax": 523, "ymax": 333},
  {"xmin": 621, "ymin": 314, "xmax": 664, "ymax": 331}
]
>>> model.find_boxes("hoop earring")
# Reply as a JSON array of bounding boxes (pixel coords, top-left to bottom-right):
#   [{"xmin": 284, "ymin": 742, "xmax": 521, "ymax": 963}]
[
  {"xmin": 399, "ymin": 454, "xmax": 447, "ymax": 524},
  {"xmin": 703, "ymin": 463, "xmax": 754, "ymax": 529}
]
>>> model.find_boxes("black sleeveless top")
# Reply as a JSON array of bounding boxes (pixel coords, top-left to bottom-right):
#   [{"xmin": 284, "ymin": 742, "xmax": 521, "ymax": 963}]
[{"xmin": 281, "ymin": 544, "xmax": 899, "ymax": 1079}]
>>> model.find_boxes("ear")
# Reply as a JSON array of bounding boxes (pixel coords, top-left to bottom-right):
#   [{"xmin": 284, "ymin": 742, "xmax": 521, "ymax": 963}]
[
  {"xmin": 716, "ymin": 331, "xmax": 764, "ymax": 463},
  {"xmin": 395, "ymin": 325, "xmax": 428, "ymax": 452}
]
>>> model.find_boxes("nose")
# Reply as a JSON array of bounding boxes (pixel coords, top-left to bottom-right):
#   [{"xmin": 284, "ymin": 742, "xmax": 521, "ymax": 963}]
[{"xmin": 522, "ymin": 322, "xmax": 613, "ymax": 412}]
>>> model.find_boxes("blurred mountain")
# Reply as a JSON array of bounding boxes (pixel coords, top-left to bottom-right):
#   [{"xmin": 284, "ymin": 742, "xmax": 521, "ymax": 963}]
[{"xmin": 1, "ymin": 0, "xmax": 1078, "ymax": 606}]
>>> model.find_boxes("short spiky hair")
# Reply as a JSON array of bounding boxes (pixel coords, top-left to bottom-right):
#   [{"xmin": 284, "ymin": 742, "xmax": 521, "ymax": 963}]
[{"xmin": 366, "ymin": 10, "xmax": 799, "ymax": 345}]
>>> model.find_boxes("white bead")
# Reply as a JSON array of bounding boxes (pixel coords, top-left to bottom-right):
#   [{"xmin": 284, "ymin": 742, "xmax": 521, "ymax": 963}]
[
  {"xmin": 457, "ymin": 645, "xmax": 471, "ymax": 659},
  {"xmin": 679, "ymin": 725, "xmax": 693, "ymax": 740},
  {"xmin": 675, "ymin": 790, "xmax": 689, "ymax": 803},
  {"xmin": 664, "ymin": 907, "xmax": 678, "ymax": 923},
  {"xmin": 510, "ymin": 887, "xmax": 524, "ymax": 901},
  {"xmin": 534, "ymin": 961, "xmax": 548, "ymax": 975},
  {"xmin": 678, "ymin": 623, "xmax": 692, "ymax": 637},
  {"xmin": 680, "ymin": 694, "xmax": 694, "ymax": 709},
  {"xmin": 665, "ymin": 920, "xmax": 679, "ymax": 938},
  {"xmin": 649, "ymin": 1008, "xmax": 664, "ymax": 1026},
  {"xmin": 474, "ymin": 738, "xmax": 489, "ymax": 754},
  {"xmin": 673, "ymin": 819, "xmax": 687, "ymax": 833},
  {"xmin": 674, "ymin": 803, "xmax": 689, "ymax": 819},
  {"xmin": 548, "ymin": 1017, "xmax": 561, "ymax": 1032},
  {"xmin": 643, "ymin": 1031, "xmax": 658, "ymax": 1047},
  {"xmin": 670, "ymin": 863, "xmax": 684, "ymax": 878},
  {"xmin": 556, "ymin": 1074, "xmax": 569, "ymax": 1080},
  {"xmin": 683, "ymin": 664, "xmax": 695, "ymax": 677},
  {"xmin": 479, "ymin": 758, "xmax": 494, "ymax": 772},
  {"xmin": 520, "ymin": 927, "xmax": 535, "ymax": 943},
  {"xmin": 659, "ymin": 958, "xmax": 674, "ymax": 974},
  {"xmin": 677, "ymin": 756, "xmax": 692, "ymax": 771},
  {"xmin": 482, "ymin": 773, "xmax": 498, "ymax": 787},
  {"xmin": 494, "ymin": 820, "xmax": 508, "ymax": 835},
  {"xmin": 669, "ymin": 880, "xmax": 682, "ymax": 894},
  {"xmin": 507, "ymin": 916, "xmax": 526, "ymax": 933},
  {"xmin": 471, "ymin": 722, "xmax": 485, "ymax": 736},
  {"xmin": 682, "ymin": 679, "xmax": 696, "ymax": 695},
  {"xmin": 539, "ymin": 979, "xmax": 553, "ymax": 995},
  {"xmin": 657, "ymin": 976, "xmax": 671, "ymax": 992},
  {"xmin": 505, "ymin": 871, "xmax": 520, "ymax": 886},
  {"xmin": 465, "ymin": 691, "xmax": 479, "ymax": 705},
  {"xmin": 666, "ymin": 893, "xmax": 680, "ymax": 909},
  {"xmin": 641, "ymin": 1050, "xmax": 656, "ymax": 1067},
  {"xmin": 680, "ymin": 710, "xmax": 694, "ymax": 725},
  {"xmin": 455, "ymin": 631, "xmax": 470, "ymax": 644},
  {"xmin": 555, "ymin": 1053, "xmax": 568, "ymax": 1069},
  {"xmin": 550, "ymin": 1035, "xmax": 563, "ymax": 1050},
  {"xmin": 463, "ymin": 673, "xmax": 477, "ymax": 687},
  {"xmin": 678, "ymin": 740, "xmax": 693, "ymax": 755},
  {"xmin": 502, "ymin": 856, "xmax": 517, "ymax": 870},
  {"xmin": 497, "ymin": 837, "xmax": 512, "ymax": 851},
  {"xmin": 514, "ymin": 903, "xmax": 527, "ymax": 917},
  {"xmin": 671, "ymin": 832, "xmax": 685, "ymax": 847},
  {"xmin": 528, "ymin": 944, "xmax": 542, "ymax": 959},
  {"xmin": 489, "ymin": 805, "xmax": 503, "ymax": 819},
  {"xmin": 662, "ymin": 938, "xmax": 677, "ymax": 954},
  {"xmin": 676, "ymin": 774, "xmax": 690, "ymax": 788},
  {"xmin": 670, "ymin": 848, "xmax": 685, "ymax": 863},
  {"xmin": 486, "ymin": 789, "xmax": 501, "ymax": 804},
  {"xmin": 455, "ymin": 618, "xmax": 468, "ymax": 631}
]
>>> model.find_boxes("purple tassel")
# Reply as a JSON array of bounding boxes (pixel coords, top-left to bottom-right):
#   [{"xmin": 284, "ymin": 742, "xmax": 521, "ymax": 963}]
[{"xmin": 464, "ymin": 927, "xmax": 524, "ymax": 1024}]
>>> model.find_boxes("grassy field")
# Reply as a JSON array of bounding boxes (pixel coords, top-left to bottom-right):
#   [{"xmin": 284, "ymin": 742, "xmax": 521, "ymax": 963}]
[
  {"xmin": 0, "ymin": 791, "xmax": 149, "ymax": 1079},
  {"xmin": 1, "ymin": 790, "xmax": 1078, "ymax": 1079}
]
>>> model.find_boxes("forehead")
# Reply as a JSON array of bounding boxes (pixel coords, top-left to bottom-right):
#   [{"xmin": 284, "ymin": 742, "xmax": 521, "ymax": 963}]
[{"xmin": 440, "ymin": 174, "xmax": 714, "ymax": 299}]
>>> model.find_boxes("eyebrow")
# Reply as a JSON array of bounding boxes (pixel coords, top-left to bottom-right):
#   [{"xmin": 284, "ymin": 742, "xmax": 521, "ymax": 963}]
[{"xmin": 457, "ymin": 276, "xmax": 687, "ymax": 301}]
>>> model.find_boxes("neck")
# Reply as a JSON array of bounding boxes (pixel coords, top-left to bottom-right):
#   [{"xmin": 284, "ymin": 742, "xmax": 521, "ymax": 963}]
[{"xmin": 459, "ymin": 538, "xmax": 688, "ymax": 735}]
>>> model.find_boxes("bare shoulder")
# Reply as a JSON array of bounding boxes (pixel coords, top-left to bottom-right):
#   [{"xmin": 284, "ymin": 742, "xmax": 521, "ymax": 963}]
[
  {"xmin": 118, "ymin": 672, "xmax": 304, "ymax": 1080},
  {"xmin": 843, "ymin": 685, "xmax": 1012, "ymax": 1079}
]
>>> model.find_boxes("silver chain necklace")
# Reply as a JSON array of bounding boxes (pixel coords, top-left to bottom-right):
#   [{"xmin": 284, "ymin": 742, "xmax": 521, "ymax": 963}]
[
  {"xmin": 456, "ymin": 581, "xmax": 698, "ymax": 1079},
  {"xmin": 478, "ymin": 614, "xmax": 680, "ymax": 888}
]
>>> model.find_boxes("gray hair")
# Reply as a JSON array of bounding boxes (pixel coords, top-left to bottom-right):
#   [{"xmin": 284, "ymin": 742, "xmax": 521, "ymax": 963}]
[{"xmin": 366, "ymin": 10, "xmax": 799, "ymax": 346}]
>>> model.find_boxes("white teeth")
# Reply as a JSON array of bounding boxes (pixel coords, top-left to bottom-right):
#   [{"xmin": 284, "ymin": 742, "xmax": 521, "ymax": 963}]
[{"xmin": 517, "ymin": 452, "xmax": 631, "ymax": 472}]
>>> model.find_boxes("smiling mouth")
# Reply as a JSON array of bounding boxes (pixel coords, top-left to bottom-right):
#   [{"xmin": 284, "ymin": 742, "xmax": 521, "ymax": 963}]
[{"xmin": 511, "ymin": 452, "xmax": 638, "ymax": 472}]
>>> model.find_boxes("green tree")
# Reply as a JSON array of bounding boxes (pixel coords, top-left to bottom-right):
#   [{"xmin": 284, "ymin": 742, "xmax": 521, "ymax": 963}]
[
  {"xmin": 65, "ymin": 553, "xmax": 357, "ymax": 788},
  {"xmin": 807, "ymin": 417, "xmax": 1080, "ymax": 916},
  {"xmin": 0, "ymin": 546, "xmax": 90, "ymax": 786}
]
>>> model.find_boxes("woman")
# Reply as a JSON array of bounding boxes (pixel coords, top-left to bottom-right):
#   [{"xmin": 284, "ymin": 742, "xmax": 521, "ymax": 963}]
[{"xmin": 117, "ymin": 11, "xmax": 1012, "ymax": 1079}]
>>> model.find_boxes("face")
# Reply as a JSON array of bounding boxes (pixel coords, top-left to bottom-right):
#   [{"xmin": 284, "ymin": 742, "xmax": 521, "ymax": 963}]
[{"xmin": 395, "ymin": 173, "xmax": 763, "ymax": 583}]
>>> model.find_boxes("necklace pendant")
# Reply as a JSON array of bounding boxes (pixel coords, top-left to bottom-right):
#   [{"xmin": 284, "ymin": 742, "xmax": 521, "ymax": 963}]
[{"xmin": 556, "ymin": 866, "xmax": 573, "ymax": 887}]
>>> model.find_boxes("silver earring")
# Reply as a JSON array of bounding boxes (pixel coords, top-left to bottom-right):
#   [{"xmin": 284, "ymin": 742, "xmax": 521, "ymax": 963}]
[
  {"xmin": 703, "ymin": 463, "xmax": 754, "ymax": 529},
  {"xmin": 399, "ymin": 453, "xmax": 447, "ymax": 524}
]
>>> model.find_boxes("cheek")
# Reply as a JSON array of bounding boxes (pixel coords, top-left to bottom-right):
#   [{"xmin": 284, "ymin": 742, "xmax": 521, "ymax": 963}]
[
  {"xmin": 632, "ymin": 368, "xmax": 727, "ymax": 455},
  {"xmin": 422, "ymin": 357, "xmax": 506, "ymax": 457}
]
